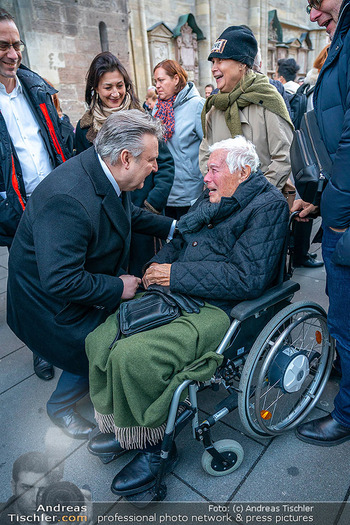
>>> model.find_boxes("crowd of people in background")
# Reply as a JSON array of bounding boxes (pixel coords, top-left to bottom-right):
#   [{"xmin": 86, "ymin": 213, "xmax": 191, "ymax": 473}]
[{"xmin": 1, "ymin": 0, "xmax": 350, "ymax": 513}]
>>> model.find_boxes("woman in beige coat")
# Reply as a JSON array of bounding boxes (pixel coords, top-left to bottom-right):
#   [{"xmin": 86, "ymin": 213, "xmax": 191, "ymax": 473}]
[{"xmin": 200, "ymin": 26, "xmax": 294, "ymax": 192}]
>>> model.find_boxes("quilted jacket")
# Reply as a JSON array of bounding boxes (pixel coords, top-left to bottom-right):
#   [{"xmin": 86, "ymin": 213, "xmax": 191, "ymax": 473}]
[{"xmin": 151, "ymin": 170, "xmax": 289, "ymax": 314}]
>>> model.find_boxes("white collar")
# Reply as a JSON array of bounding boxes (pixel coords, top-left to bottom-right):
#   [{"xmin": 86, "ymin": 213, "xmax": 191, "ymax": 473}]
[{"xmin": 97, "ymin": 153, "xmax": 122, "ymax": 197}]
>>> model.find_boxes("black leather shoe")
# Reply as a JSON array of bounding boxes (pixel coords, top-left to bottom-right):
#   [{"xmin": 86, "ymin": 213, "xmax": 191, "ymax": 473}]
[
  {"xmin": 87, "ymin": 432, "xmax": 127, "ymax": 463},
  {"xmin": 111, "ymin": 444, "xmax": 179, "ymax": 496},
  {"xmin": 294, "ymin": 255, "xmax": 324, "ymax": 268},
  {"xmin": 308, "ymin": 252, "xmax": 317, "ymax": 259},
  {"xmin": 295, "ymin": 414, "xmax": 350, "ymax": 446},
  {"xmin": 33, "ymin": 355, "xmax": 54, "ymax": 381},
  {"xmin": 49, "ymin": 411, "xmax": 95, "ymax": 440}
]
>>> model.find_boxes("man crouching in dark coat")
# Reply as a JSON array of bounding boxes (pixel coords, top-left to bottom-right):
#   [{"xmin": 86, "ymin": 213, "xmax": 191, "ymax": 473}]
[{"xmin": 6, "ymin": 110, "xmax": 174, "ymax": 440}]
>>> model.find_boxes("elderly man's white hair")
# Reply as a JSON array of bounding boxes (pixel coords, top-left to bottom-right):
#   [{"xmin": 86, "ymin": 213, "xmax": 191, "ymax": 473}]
[{"xmin": 209, "ymin": 136, "xmax": 260, "ymax": 174}]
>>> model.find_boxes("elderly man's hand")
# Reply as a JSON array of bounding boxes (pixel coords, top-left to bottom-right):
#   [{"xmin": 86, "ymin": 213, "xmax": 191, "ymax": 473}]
[
  {"xmin": 142, "ymin": 263, "xmax": 171, "ymax": 289},
  {"xmin": 291, "ymin": 199, "xmax": 318, "ymax": 221},
  {"xmin": 120, "ymin": 274, "xmax": 141, "ymax": 299}
]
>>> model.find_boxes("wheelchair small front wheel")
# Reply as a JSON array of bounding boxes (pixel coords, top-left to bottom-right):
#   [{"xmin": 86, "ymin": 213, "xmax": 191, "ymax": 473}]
[
  {"xmin": 201, "ymin": 439, "xmax": 244, "ymax": 476},
  {"xmin": 238, "ymin": 301, "xmax": 334, "ymax": 438}
]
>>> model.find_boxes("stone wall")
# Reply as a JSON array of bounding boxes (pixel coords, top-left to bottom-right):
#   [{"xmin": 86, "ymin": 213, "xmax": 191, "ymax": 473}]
[
  {"xmin": 2, "ymin": 0, "xmax": 129, "ymax": 125},
  {"xmin": 129, "ymin": 0, "xmax": 329, "ymax": 101},
  {"xmin": 1, "ymin": 1, "xmax": 330, "ymax": 124}
]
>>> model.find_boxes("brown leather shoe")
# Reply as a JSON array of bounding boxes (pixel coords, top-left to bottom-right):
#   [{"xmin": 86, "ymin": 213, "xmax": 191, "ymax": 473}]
[{"xmin": 296, "ymin": 414, "xmax": 350, "ymax": 446}]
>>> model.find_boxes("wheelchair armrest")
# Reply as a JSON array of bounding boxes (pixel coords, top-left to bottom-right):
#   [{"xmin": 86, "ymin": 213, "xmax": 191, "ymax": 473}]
[{"xmin": 230, "ymin": 280, "xmax": 300, "ymax": 322}]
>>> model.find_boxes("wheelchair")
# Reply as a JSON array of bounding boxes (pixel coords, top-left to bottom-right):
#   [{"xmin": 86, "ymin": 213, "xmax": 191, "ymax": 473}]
[{"xmin": 126, "ymin": 213, "xmax": 335, "ymax": 505}]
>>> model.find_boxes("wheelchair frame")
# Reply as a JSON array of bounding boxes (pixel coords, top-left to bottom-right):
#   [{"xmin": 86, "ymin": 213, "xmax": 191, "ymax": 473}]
[{"xmin": 127, "ymin": 214, "xmax": 335, "ymax": 505}]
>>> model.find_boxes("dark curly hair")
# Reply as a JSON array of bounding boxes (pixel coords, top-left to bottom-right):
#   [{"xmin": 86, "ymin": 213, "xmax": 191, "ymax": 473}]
[{"xmin": 85, "ymin": 52, "xmax": 141, "ymax": 113}]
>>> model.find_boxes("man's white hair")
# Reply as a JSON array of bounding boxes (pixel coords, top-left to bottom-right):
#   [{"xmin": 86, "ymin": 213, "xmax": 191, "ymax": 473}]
[{"xmin": 209, "ymin": 136, "xmax": 260, "ymax": 174}]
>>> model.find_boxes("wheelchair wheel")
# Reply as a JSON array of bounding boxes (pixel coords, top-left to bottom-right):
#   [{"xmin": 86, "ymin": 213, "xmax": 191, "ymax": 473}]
[
  {"xmin": 201, "ymin": 439, "xmax": 244, "ymax": 476},
  {"xmin": 238, "ymin": 301, "xmax": 334, "ymax": 438}
]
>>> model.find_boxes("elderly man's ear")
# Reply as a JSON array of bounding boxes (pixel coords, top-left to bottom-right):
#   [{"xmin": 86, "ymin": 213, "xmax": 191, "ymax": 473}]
[{"xmin": 240, "ymin": 165, "xmax": 251, "ymax": 182}]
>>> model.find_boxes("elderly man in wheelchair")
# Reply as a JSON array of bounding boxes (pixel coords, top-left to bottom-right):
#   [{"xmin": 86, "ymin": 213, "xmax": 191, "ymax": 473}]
[{"xmin": 86, "ymin": 135, "xmax": 333, "ymax": 502}]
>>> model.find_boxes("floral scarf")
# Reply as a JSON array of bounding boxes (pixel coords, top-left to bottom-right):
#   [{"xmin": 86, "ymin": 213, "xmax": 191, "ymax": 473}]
[{"xmin": 154, "ymin": 95, "xmax": 176, "ymax": 142}]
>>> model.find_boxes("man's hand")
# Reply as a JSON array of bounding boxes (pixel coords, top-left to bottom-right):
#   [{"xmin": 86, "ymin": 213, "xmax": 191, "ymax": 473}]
[
  {"xmin": 142, "ymin": 263, "xmax": 171, "ymax": 289},
  {"xmin": 291, "ymin": 199, "xmax": 318, "ymax": 221},
  {"xmin": 120, "ymin": 274, "xmax": 141, "ymax": 299}
]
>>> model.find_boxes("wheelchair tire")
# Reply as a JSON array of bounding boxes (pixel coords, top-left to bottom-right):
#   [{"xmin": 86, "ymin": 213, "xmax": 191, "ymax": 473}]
[
  {"xmin": 238, "ymin": 301, "xmax": 334, "ymax": 438},
  {"xmin": 201, "ymin": 439, "xmax": 244, "ymax": 476}
]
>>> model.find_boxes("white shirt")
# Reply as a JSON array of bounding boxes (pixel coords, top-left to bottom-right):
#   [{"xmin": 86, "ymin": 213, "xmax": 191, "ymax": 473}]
[
  {"xmin": 97, "ymin": 154, "xmax": 122, "ymax": 196},
  {"xmin": 0, "ymin": 77, "xmax": 53, "ymax": 196}
]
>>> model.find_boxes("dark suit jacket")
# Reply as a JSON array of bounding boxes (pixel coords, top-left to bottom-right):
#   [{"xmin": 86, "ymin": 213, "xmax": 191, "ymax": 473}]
[{"xmin": 7, "ymin": 147, "xmax": 173, "ymax": 375}]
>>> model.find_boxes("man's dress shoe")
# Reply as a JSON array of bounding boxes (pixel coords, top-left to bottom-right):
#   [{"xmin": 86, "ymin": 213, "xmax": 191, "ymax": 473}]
[
  {"xmin": 49, "ymin": 410, "xmax": 95, "ymax": 439},
  {"xmin": 111, "ymin": 444, "xmax": 179, "ymax": 496},
  {"xmin": 33, "ymin": 355, "xmax": 54, "ymax": 380},
  {"xmin": 294, "ymin": 255, "xmax": 324, "ymax": 268},
  {"xmin": 87, "ymin": 432, "xmax": 127, "ymax": 463},
  {"xmin": 296, "ymin": 414, "xmax": 350, "ymax": 446}
]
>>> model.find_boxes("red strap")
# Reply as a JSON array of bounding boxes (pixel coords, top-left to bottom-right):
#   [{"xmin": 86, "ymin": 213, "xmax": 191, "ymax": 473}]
[
  {"xmin": 39, "ymin": 103, "xmax": 66, "ymax": 162},
  {"xmin": 11, "ymin": 155, "xmax": 25, "ymax": 211}
]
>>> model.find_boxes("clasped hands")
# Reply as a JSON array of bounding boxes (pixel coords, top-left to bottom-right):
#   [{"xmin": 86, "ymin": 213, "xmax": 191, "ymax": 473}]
[{"xmin": 120, "ymin": 263, "xmax": 171, "ymax": 300}]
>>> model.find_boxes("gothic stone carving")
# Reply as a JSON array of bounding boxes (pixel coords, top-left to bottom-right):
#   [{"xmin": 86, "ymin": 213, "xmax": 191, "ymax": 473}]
[{"xmin": 175, "ymin": 22, "xmax": 198, "ymax": 84}]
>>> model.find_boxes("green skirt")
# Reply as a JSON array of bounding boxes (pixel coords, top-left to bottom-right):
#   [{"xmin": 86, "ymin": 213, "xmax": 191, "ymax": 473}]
[{"xmin": 86, "ymin": 302, "xmax": 230, "ymax": 449}]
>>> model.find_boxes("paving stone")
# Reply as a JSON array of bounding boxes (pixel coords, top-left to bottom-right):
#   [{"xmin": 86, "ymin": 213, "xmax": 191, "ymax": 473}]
[
  {"xmin": 0, "ymin": 253, "xmax": 8, "ymax": 269},
  {"xmin": 0, "ymin": 346, "xmax": 33, "ymax": 393},
  {"xmin": 338, "ymin": 502, "xmax": 350, "ymax": 525},
  {"xmin": 0, "ymin": 291, "xmax": 6, "ymax": 313},
  {"xmin": 0, "ymin": 323, "xmax": 25, "ymax": 358},
  {"xmin": 0, "ymin": 278, "xmax": 7, "ymax": 294},
  {"xmin": 0, "ymin": 266, "xmax": 7, "ymax": 279},
  {"xmin": 232, "ymin": 408, "xmax": 350, "ymax": 503}
]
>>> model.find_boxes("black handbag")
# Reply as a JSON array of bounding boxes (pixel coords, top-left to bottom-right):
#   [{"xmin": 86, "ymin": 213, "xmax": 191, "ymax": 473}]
[
  {"xmin": 109, "ymin": 286, "xmax": 205, "ymax": 348},
  {"xmin": 290, "ymin": 110, "xmax": 332, "ymax": 205}
]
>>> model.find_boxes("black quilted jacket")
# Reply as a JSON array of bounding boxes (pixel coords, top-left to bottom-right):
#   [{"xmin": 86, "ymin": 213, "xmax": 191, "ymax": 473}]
[{"xmin": 151, "ymin": 170, "xmax": 289, "ymax": 314}]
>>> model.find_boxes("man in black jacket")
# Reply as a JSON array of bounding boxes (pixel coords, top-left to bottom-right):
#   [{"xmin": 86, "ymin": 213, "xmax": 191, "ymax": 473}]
[
  {"xmin": 7, "ymin": 110, "xmax": 174, "ymax": 440},
  {"xmin": 0, "ymin": 8, "xmax": 72, "ymax": 380}
]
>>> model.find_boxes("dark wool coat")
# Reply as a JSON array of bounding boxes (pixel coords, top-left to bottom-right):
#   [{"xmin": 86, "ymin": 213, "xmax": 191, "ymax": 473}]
[
  {"xmin": 75, "ymin": 112, "xmax": 175, "ymax": 276},
  {"xmin": 7, "ymin": 147, "xmax": 173, "ymax": 376},
  {"xmin": 151, "ymin": 170, "xmax": 289, "ymax": 314},
  {"xmin": 0, "ymin": 65, "xmax": 73, "ymax": 247},
  {"xmin": 314, "ymin": 0, "xmax": 350, "ymax": 264}
]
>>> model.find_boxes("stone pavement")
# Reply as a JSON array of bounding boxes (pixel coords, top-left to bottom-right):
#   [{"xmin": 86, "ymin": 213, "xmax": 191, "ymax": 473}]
[{"xmin": 0, "ymin": 227, "xmax": 349, "ymax": 523}]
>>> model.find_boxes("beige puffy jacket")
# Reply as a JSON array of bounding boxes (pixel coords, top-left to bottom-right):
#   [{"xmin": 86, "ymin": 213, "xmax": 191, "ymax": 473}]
[{"xmin": 199, "ymin": 104, "xmax": 293, "ymax": 191}]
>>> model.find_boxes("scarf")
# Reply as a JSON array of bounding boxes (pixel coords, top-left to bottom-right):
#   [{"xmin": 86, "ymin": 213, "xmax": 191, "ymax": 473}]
[
  {"xmin": 154, "ymin": 95, "xmax": 176, "ymax": 142},
  {"xmin": 201, "ymin": 71, "xmax": 293, "ymax": 137},
  {"xmin": 92, "ymin": 91, "xmax": 132, "ymax": 134},
  {"xmin": 177, "ymin": 193, "xmax": 239, "ymax": 234}
]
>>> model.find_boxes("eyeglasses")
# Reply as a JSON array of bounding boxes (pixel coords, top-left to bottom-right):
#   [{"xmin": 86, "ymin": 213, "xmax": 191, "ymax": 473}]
[
  {"xmin": 0, "ymin": 40, "xmax": 25, "ymax": 53},
  {"xmin": 306, "ymin": 1, "xmax": 322, "ymax": 14}
]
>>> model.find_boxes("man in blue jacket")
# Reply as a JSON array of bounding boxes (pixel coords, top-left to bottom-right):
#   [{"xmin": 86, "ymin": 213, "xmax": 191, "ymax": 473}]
[
  {"xmin": 0, "ymin": 8, "xmax": 73, "ymax": 380},
  {"xmin": 294, "ymin": 0, "xmax": 350, "ymax": 446}
]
